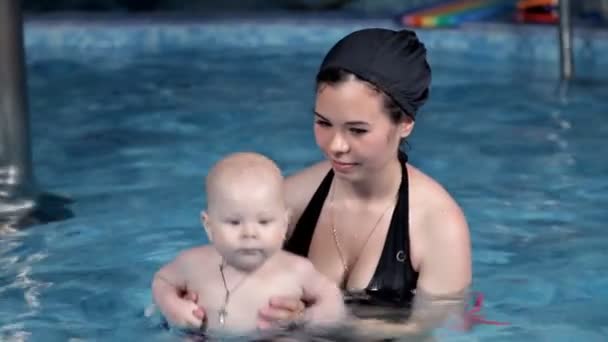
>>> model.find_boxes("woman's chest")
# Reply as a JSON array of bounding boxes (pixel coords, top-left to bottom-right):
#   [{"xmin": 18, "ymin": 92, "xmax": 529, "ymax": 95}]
[{"xmin": 307, "ymin": 205, "xmax": 395, "ymax": 291}]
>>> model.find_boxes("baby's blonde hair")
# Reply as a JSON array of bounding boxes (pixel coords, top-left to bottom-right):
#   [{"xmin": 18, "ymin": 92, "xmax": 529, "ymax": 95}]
[{"xmin": 205, "ymin": 152, "xmax": 284, "ymax": 211}]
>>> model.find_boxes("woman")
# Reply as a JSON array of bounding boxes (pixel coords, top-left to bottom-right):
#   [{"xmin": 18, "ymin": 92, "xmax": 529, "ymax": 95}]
[{"xmin": 156, "ymin": 28, "xmax": 472, "ymax": 338}]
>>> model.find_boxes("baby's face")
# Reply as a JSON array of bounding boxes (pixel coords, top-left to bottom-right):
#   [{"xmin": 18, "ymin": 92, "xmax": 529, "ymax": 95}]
[{"xmin": 205, "ymin": 179, "xmax": 288, "ymax": 271}]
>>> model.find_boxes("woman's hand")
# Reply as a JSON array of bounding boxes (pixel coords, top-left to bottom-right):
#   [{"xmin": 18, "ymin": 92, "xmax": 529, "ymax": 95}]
[
  {"xmin": 183, "ymin": 291, "xmax": 206, "ymax": 322},
  {"xmin": 170, "ymin": 296, "xmax": 206, "ymax": 329},
  {"xmin": 156, "ymin": 289, "xmax": 206, "ymax": 329},
  {"xmin": 257, "ymin": 296, "xmax": 306, "ymax": 330}
]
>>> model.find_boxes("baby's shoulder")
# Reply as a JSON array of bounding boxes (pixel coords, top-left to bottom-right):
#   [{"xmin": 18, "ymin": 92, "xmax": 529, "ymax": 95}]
[
  {"xmin": 273, "ymin": 250, "xmax": 317, "ymax": 276},
  {"xmin": 174, "ymin": 245, "xmax": 216, "ymax": 266}
]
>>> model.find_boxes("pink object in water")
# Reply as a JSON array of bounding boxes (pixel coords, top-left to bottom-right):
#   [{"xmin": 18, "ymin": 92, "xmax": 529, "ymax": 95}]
[{"xmin": 455, "ymin": 292, "xmax": 510, "ymax": 331}]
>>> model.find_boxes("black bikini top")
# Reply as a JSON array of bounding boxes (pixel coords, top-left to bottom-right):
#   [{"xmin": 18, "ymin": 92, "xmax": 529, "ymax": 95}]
[{"xmin": 285, "ymin": 151, "xmax": 418, "ymax": 307}]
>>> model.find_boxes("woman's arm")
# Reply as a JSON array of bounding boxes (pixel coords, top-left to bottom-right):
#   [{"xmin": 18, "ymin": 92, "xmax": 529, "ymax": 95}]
[
  {"xmin": 416, "ymin": 194, "xmax": 472, "ymax": 299},
  {"xmin": 352, "ymin": 288, "xmax": 469, "ymax": 337},
  {"xmin": 152, "ymin": 249, "xmax": 207, "ymax": 328},
  {"xmin": 411, "ymin": 189, "xmax": 472, "ymax": 330},
  {"xmin": 350, "ymin": 171, "xmax": 472, "ymax": 339}
]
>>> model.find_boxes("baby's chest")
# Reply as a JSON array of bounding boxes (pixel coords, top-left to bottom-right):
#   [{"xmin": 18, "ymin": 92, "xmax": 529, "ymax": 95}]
[
  {"xmin": 195, "ymin": 274, "xmax": 303, "ymax": 321},
  {"xmin": 231, "ymin": 278, "xmax": 302, "ymax": 309}
]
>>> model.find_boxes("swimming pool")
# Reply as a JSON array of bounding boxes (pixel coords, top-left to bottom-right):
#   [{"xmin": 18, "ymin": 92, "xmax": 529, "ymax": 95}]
[{"xmin": 1, "ymin": 14, "xmax": 607, "ymax": 341}]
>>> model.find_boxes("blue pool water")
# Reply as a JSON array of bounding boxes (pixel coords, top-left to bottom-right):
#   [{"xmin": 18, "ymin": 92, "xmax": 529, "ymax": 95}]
[{"xmin": 1, "ymin": 17, "xmax": 608, "ymax": 341}]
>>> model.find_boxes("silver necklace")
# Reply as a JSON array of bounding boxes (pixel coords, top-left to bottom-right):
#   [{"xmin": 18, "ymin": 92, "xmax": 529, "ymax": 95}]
[
  {"xmin": 218, "ymin": 260, "xmax": 249, "ymax": 326},
  {"xmin": 329, "ymin": 184, "xmax": 397, "ymax": 277}
]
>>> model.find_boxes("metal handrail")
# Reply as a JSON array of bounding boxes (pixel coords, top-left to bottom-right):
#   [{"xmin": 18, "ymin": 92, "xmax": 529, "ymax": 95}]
[
  {"xmin": 1, "ymin": 0, "xmax": 73, "ymax": 229},
  {"xmin": 0, "ymin": 0, "xmax": 37, "ymax": 213},
  {"xmin": 558, "ymin": 0, "xmax": 574, "ymax": 81}
]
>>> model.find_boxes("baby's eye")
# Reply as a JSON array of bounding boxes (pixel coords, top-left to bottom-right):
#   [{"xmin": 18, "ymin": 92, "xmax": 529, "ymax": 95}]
[
  {"xmin": 227, "ymin": 220, "xmax": 240, "ymax": 226},
  {"xmin": 259, "ymin": 219, "xmax": 273, "ymax": 225}
]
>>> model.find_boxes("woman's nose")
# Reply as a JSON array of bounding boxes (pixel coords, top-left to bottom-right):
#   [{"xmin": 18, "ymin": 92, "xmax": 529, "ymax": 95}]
[{"xmin": 329, "ymin": 132, "xmax": 349, "ymax": 154}]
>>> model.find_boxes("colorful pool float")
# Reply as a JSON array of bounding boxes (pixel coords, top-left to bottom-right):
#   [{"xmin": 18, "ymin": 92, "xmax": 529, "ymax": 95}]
[
  {"xmin": 398, "ymin": 0, "xmax": 515, "ymax": 28},
  {"xmin": 515, "ymin": 0, "xmax": 559, "ymax": 24}
]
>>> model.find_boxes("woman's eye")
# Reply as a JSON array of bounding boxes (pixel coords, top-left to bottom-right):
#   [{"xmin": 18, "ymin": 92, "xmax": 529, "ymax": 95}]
[
  {"xmin": 315, "ymin": 120, "xmax": 331, "ymax": 127},
  {"xmin": 350, "ymin": 128, "xmax": 368, "ymax": 135}
]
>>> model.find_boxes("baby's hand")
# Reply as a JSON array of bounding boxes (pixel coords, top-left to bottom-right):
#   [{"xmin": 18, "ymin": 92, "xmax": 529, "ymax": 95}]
[{"xmin": 163, "ymin": 292, "xmax": 206, "ymax": 329}]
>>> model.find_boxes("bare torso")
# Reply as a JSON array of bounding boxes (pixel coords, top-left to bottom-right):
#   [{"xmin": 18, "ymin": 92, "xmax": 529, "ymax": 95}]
[{"xmin": 188, "ymin": 249, "xmax": 305, "ymax": 334}]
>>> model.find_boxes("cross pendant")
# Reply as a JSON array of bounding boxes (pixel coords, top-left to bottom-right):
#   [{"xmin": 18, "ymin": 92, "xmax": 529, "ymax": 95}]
[{"xmin": 218, "ymin": 308, "xmax": 227, "ymax": 326}]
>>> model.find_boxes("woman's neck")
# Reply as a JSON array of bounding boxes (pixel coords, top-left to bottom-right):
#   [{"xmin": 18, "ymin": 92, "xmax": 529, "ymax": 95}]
[{"xmin": 333, "ymin": 157, "xmax": 403, "ymax": 204}]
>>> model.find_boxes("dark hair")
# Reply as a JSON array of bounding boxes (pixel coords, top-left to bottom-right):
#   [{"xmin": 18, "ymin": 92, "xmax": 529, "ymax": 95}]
[{"xmin": 315, "ymin": 67, "xmax": 411, "ymax": 124}]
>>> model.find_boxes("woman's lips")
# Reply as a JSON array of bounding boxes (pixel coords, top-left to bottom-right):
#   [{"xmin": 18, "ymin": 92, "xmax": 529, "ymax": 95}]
[{"xmin": 331, "ymin": 160, "xmax": 358, "ymax": 172}]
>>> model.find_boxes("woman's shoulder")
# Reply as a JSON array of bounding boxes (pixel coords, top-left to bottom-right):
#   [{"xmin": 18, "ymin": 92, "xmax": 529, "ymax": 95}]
[
  {"xmin": 405, "ymin": 163, "xmax": 468, "ymax": 233},
  {"xmin": 284, "ymin": 161, "xmax": 332, "ymax": 202},
  {"xmin": 285, "ymin": 160, "xmax": 331, "ymax": 187},
  {"xmin": 284, "ymin": 160, "xmax": 332, "ymax": 232}
]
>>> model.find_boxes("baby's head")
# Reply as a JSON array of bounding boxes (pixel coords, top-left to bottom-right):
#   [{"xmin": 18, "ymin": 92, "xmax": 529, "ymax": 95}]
[{"xmin": 201, "ymin": 152, "xmax": 289, "ymax": 271}]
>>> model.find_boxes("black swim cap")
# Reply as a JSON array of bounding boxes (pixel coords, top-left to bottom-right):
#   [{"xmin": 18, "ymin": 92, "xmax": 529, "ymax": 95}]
[{"xmin": 318, "ymin": 28, "xmax": 431, "ymax": 119}]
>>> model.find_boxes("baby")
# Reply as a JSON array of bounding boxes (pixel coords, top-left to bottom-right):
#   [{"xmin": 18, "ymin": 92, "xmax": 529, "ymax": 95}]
[{"xmin": 151, "ymin": 152, "xmax": 346, "ymax": 337}]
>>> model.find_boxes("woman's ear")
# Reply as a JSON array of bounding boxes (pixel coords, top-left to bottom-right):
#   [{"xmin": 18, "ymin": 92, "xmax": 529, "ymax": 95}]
[
  {"xmin": 399, "ymin": 116, "xmax": 415, "ymax": 139},
  {"xmin": 201, "ymin": 210, "xmax": 213, "ymax": 242}
]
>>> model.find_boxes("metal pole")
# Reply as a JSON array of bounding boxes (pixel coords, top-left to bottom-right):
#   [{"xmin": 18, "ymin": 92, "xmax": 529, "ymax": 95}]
[
  {"xmin": 1, "ymin": 0, "xmax": 73, "ymax": 228},
  {"xmin": 558, "ymin": 0, "xmax": 574, "ymax": 81},
  {"xmin": 0, "ymin": 0, "xmax": 38, "ymax": 216}
]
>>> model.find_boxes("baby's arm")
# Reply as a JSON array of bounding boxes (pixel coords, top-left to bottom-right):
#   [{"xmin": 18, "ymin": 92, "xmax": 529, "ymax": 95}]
[
  {"xmin": 298, "ymin": 260, "xmax": 347, "ymax": 328},
  {"xmin": 152, "ymin": 248, "xmax": 205, "ymax": 328}
]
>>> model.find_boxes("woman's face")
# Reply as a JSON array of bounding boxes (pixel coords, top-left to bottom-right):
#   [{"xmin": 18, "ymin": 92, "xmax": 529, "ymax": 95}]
[{"xmin": 313, "ymin": 79, "xmax": 413, "ymax": 181}]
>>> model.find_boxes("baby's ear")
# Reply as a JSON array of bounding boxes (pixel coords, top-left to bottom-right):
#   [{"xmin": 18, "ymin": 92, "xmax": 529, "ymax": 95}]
[
  {"xmin": 284, "ymin": 207, "xmax": 292, "ymax": 226},
  {"xmin": 201, "ymin": 210, "xmax": 213, "ymax": 241},
  {"xmin": 283, "ymin": 208, "xmax": 291, "ymax": 240}
]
